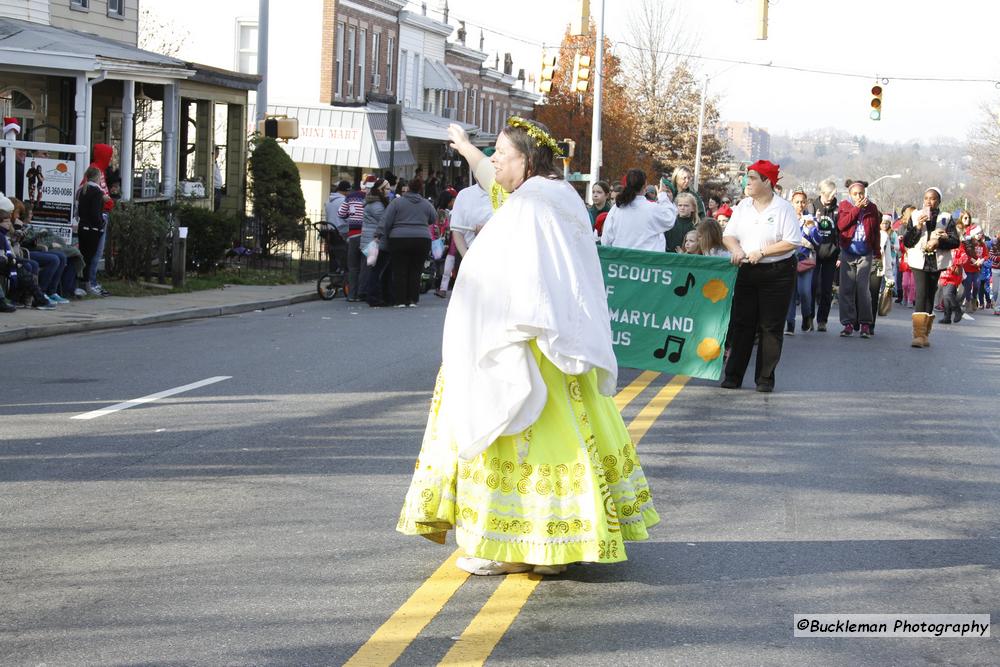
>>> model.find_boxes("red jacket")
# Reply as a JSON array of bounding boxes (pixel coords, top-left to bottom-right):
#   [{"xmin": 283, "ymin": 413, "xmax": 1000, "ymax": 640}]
[
  {"xmin": 961, "ymin": 240, "xmax": 987, "ymax": 274},
  {"xmin": 79, "ymin": 143, "xmax": 114, "ymax": 212},
  {"xmin": 940, "ymin": 244, "xmax": 967, "ymax": 286},
  {"xmin": 836, "ymin": 200, "xmax": 882, "ymax": 259}
]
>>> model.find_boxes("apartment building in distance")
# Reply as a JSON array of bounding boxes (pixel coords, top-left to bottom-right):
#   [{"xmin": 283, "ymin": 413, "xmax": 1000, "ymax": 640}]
[{"xmin": 718, "ymin": 121, "xmax": 771, "ymax": 163}]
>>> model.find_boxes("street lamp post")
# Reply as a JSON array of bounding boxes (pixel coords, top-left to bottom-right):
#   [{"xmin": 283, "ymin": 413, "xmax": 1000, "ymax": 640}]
[{"xmin": 587, "ymin": 0, "xmax": 605, "ymax": 205}]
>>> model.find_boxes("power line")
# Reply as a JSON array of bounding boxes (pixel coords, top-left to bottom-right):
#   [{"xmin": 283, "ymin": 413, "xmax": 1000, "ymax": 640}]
[{"xmin": 613, "ymin": 40, "xmax": 1000, "ymax": 87}]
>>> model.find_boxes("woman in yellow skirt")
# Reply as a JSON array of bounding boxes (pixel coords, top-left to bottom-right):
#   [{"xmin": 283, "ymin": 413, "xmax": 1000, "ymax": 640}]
[{"xmin": 397, "ymin": 117, "xmax": 659, "ymax": 576}]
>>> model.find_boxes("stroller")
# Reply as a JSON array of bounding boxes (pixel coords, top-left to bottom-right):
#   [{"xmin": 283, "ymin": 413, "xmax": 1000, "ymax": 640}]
[{"xmin": 315, "ymin": 222, "xmax": 348, "ymax": 300}]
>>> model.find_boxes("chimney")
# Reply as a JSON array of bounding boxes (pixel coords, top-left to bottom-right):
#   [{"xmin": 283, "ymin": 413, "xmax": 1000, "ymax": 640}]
[
  {"xmin": 442, "ymin": 0, "xmax": 449, "ymax": 23},
  {"xmin": 479, "ymin": 29, "xmax": 484, "ymax": 51},
  {"xmin": 421, "ymin": 2, "xmax": 427, "ymax": 16},
  {"xmin": 458, "ymin": 20, "xmax": 466, "ymax": 45},
  {"xmin": 504, "ymin": 53, "xmax": 513, "ymax": 75}
]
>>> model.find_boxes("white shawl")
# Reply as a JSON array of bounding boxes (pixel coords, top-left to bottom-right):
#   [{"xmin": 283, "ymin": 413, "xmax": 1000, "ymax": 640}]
[{"xmin": 441, "ymin": 176, "xmax": 618, "ymax": 460}]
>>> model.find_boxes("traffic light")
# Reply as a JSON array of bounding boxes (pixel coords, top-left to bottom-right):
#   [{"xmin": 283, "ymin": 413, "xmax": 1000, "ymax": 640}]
[
  {"xmin": 870, "ymin": 84, "xmax": 883, "ymax": 121},
  {"xmin": 572, "ymin": 53, "xmax": 592, "ymax": 93},
  {"xmin": 539, "ymin": 54, "xmax": 556, "ymax": 94}
]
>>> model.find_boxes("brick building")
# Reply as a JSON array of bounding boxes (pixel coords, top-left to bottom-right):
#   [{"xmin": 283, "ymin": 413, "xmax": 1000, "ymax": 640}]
[{"xmin": 320, "ymin": 0, "xmax": 405, "ymax": 105}]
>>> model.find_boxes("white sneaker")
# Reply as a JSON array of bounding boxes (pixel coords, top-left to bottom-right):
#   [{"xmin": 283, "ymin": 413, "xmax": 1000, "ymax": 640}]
[
  {"xmin": 74, "ymin": 288, "xmax": 87, "ymax": 298},
  {"xmin": 85, "ymin": 285, "xmax": 104, "ymax": 296},
  {"xmin": 456, "ymin": 557, "xmax": 531, "ymax": 576},
  {"xmin": 532, "ymin": 564, "xmax": 568, "ymax": 576},
  {"xmin": 962, "ymin": 313, "xmax": 975, "ymax": 321}
]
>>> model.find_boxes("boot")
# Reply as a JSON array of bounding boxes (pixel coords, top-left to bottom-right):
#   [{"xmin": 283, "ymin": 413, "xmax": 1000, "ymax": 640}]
[
  {"xmin": 911, "ymin": 313, "xmax": 928, "ymax": 348},
  {"xmin": 922, "ymin": 313, "xmax": 933, "ymax": 347}
]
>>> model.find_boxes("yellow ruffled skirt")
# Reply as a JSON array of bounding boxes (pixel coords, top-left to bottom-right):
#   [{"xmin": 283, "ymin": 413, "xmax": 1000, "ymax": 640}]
[{"xmin": 397, "ymin": 341, "xmax": 659, "ymax": 565}]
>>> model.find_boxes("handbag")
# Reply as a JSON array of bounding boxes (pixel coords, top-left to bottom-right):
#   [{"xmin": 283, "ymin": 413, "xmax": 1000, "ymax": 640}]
[
  {"xmin": 878, "ymin": 286, "xmax": 893, "ymax": 316},
  {"xmin": 796, "ymin": 257, "xmax": 816, "ymax": 273}
]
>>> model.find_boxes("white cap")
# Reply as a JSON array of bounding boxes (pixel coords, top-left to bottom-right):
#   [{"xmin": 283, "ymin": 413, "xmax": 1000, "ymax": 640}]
[{"xmin": 0, "ymin": 192, "xmax": 13, "ymax": 213}]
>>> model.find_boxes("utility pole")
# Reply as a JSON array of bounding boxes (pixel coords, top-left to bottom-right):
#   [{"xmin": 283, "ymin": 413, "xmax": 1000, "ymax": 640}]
[
  {"xmin": 256, "ymin": 0, "xmax": 269, "ymax": 123},
  {"xmin": 587, "ymin": 0, "xmax": 604, "ymax": 205}
]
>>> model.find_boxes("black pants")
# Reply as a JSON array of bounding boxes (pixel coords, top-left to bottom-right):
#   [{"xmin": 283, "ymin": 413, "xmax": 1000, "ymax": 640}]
[
  {"xmin": 724, "ymin": 257, "xmax": 796, "ymax": 388},
  {"xmin": 364, "ymin": 250, "xmax": 392, "ymax": 306},
  {"xmin": 347, "ymin": 235, "xmax": 362, "ymax": 300},
  {"xmin": 912, "ymin": 268, "xmax": 941, "ymax": 314},
  {"xmin": 389, "ymin": 237, "xmax": 431, "ymax": 306},
  {"xmin": 811, "ymin": 257, "xmax": 837, "ymax": 323},
  {"xmin": 868, "ymin": 270, "xmax": 882, "ymax": 332},
  {"xmin": 940, "ymin": 284, "xmax": 962, "ymax": 322}
]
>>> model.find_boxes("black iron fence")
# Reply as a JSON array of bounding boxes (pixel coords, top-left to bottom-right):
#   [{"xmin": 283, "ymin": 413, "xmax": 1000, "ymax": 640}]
[{"xmin": 229, "ymin": 210, "xmax": 328, "ymax": 282}]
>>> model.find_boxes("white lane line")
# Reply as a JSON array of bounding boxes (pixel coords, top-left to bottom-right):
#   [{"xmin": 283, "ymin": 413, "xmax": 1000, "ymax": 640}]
[{"xmin": 71, "ymin": 376, "xmax": 232, "ymax": 421}]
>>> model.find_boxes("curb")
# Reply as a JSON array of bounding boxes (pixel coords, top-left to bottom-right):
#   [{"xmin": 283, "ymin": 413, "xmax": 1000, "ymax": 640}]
[{"xmin": 0, "ymin": 291, "xmax": 319, "ymax": 345}]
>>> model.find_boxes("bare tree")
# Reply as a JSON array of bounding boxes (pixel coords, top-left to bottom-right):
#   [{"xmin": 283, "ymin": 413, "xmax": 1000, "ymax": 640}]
[{"xmin": 622, "ymin": 0, "xmax": 697, "ymax": 106}]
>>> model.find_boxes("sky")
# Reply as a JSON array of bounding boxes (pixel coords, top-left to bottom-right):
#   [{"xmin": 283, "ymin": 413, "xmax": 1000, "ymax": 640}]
[
  {"xmin": 145, "ymin": 0, "xmax": 998, "ymax": 145},
  {"xmin": 425, "ymin": 0, "xmax": 998, "ymax": 145}
]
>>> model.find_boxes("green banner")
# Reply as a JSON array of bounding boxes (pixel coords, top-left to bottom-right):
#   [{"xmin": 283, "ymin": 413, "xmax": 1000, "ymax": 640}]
[{"xmin": 598, "ymin": 246, "xmax": 738, "ymax": 380}]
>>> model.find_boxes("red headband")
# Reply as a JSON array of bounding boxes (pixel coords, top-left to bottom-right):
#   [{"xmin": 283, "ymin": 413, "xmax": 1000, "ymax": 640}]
[{"xmin": 747, "ymin": 160, "xmax": 780, "ymax": 188}]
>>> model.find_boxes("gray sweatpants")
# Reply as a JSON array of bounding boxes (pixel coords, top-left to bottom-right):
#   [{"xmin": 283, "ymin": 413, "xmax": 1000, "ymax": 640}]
[{"xmin": 839, "ymin": 252, "xmax": 873, "ymax": 326}]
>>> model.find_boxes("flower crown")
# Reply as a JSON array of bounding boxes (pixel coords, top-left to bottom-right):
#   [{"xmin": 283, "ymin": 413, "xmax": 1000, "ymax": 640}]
[{"xmin": 506, "ymin": 116, "xmax": 563, "ymax": 157}]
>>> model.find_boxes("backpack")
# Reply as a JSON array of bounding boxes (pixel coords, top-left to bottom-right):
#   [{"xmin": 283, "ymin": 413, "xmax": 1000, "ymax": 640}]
[{"xmin": 815, "ymin": 216, "xmax": 839, "ymax": 260}]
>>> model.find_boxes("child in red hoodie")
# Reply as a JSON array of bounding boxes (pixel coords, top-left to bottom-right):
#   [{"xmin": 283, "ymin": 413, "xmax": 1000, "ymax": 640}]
[{"xmin": 938, "ymin": 243, "xmax": 967, "ymax": 324}]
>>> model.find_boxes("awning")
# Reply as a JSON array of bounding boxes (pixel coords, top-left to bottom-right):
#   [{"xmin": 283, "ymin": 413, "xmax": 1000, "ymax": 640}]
[
  {"xmin": 0, "ymin": 17, "xmax": 194, "ymax": 80},
  {"xmin": 265, "ymin": 103, "xmax": 415, "ymax": 170},
  {"xmin": 422, "ymin": 59, "xmax": 462, "ymax": 93},
  {"xmin": 401, "ymin": 107, "xmax": 476, "ymax": 142}
]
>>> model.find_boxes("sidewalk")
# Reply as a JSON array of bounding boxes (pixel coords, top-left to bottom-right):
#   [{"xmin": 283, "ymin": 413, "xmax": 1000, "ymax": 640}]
[{"xmin": 0, "ymin": 283, "xmax": 318, "ymax": 344}]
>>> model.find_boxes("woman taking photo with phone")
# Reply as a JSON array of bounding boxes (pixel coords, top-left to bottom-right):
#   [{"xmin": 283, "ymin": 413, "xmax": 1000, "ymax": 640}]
[{"xmin": 901, "ymin": 187, "xmax": 960, "ymax": 347}]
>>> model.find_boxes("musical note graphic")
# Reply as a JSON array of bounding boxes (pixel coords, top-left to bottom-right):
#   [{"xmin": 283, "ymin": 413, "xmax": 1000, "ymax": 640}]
[
  {"xmin": 674, "ymin": 272, "xmax": 696, "ymax": 297},
  {"xmin": 653, "ymin": 335, "xmax": 686, "ymax": 363}
]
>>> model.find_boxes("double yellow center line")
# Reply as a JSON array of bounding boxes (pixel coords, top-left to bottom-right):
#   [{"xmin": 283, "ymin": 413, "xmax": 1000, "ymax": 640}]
[{"xmin": 346, "ymin": 371, "xmax": 689, "ymax": 667}]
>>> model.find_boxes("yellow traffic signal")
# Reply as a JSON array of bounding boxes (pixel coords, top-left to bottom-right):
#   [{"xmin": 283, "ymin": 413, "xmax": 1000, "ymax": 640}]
[
  {"xmin": 540, "ymin": 54, "xmax": 556, "ymax": 94},
  {"xmin": 572, "ymin": 53, "xmax": 591, "ymax": 93},
  {"xmin": 870, "ymin": 84, "xmax": 883, "ymax": 121}
]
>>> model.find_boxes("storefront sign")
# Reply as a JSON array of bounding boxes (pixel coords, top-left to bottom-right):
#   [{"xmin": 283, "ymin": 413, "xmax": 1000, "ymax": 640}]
[
  {"xmin": 373, "ymin": 129, "xmax": 410, "ymax": 153},
  {"xmin": 292, "ymin": 125, "xmax": 364, "ymax": 151},
  {"xmin": 598, "ymin": 247, "xmax": 738, "ymax": 380},
  {"xmin": 22, "ymin": 157, "xmax": 76, "ymax": 243}
]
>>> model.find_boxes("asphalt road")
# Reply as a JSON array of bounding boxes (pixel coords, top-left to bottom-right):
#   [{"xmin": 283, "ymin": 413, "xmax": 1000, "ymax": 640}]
[{"xmin": 1, "ymin": 298, "xmax": 997, "ymax": 666}]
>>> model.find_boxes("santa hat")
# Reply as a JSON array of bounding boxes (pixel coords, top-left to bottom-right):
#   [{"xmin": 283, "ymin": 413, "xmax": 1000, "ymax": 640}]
[
  {"xmin": 715, "ymin": 203, "xmax": 733, "ymax": 219},
  {"xmin": 2, "ymin": 117, "xmax": 20, "ymax": 136}
]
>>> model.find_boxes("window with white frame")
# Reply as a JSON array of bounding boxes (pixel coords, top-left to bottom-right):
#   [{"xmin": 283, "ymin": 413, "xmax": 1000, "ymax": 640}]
[
  {"xmin": 358, "ymin": 29, "xmax": 367, "ymax": 100},
  {"xmin": 335, "ymin": 22, "xmax": 345, "ymax": 98},
  {"xmin": 386, "ymin": 36, "xmax": 395, "ymax": 92},
  {"xmin": 107, "ymin": 0, "xmax": 124, "ymax": 18},
  {"xmin": 411, "ymin": 53, "xmax": 420, "ymax": 109},
  {"xmin": 235, "ymin": 20, "xmax": 258, "ymax": 75},
  {"xmin": 488, "ymin": 99, "xmax": 495, "ymax": 133},
  {"xmin": 462, "ymin": 87, "xmax": 469, "ymax": 123},
  {"xmin": 70, "ymin": 0, "xmax": 88, "ymax": 10},
  {"xmin": 346, "ymin": 26, "xmax": 356, "ymax": 97},
  {"xmin": 371, "ymin": 33, "xmax": 381, "ymax": 90},
  {"xmin": 399, "ymin": 49, "xmax": 408, "ymax": 104}
]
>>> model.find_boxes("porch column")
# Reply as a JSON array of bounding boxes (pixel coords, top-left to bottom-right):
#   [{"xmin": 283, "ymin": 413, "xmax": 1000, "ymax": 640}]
[
  {"xmin": 120, "ymin": 79, "xmax": 135, "ymax": 201},
  {"xmin": 161, "ymin": 83, "xmax": 179, "ymax": 198},
  {"xmin": 74, "ymin": 73, "xmax": 89, "ymax": 177}
]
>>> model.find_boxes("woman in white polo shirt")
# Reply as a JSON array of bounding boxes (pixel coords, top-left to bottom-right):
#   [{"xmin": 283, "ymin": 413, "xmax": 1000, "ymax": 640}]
[
  {"xmin": 600, "ymin": 169, "xmax": 677, "ymax": 251},
  {"xmin": 721, "ymin": 161, "xmax": 802, "ymax": 392}
]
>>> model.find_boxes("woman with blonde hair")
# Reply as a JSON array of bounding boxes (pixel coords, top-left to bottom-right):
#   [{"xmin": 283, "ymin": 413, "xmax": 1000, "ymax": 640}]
[{"xmin": 664, "ymin": 166, "xmax": 706, "ymax": 218}]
